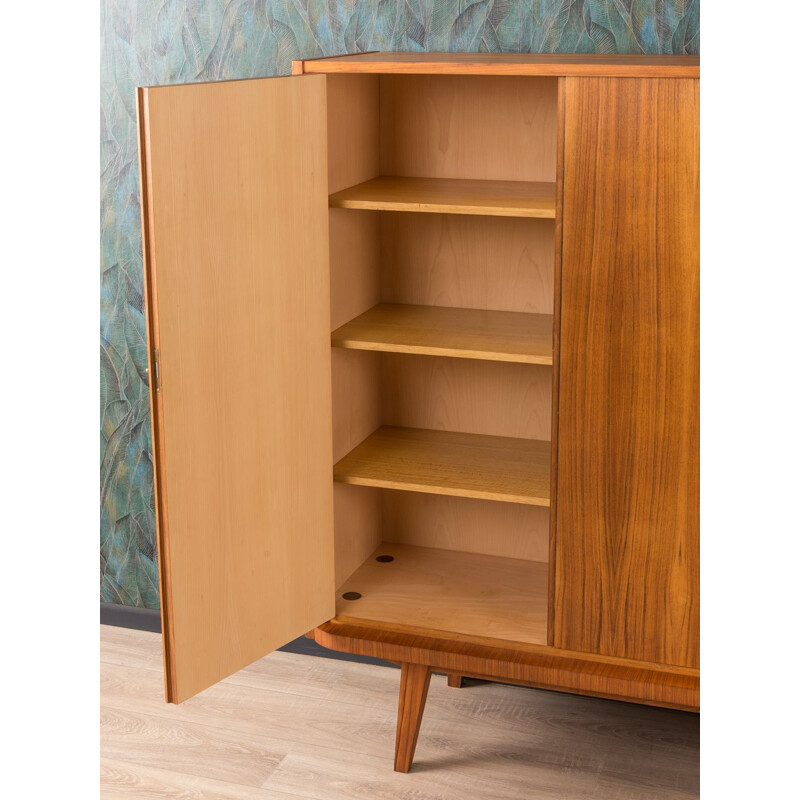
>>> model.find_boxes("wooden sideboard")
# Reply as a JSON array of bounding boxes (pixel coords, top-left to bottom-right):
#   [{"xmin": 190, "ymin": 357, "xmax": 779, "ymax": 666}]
[{"xmin": 137, "ymin": 52, "xmax": 699, "ymax": 773}]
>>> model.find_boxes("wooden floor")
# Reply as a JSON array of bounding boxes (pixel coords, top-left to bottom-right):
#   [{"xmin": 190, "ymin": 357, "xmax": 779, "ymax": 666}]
[{"xmin": 100, "ymin": 625, "xmax": 699, "ymax": 800}]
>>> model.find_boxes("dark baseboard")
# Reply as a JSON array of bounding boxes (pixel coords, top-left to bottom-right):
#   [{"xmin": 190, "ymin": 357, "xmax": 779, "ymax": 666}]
[
  {"xmin": 101, "ymin": 602, "xmax": 161, "ymax": 632},
  {"xmin": 279, "ymin": 634, "xmax": 397, "ymax": 668},
  {"xmin": 100, "ymin": 602, "xmax": 395, "ymax": 669}
]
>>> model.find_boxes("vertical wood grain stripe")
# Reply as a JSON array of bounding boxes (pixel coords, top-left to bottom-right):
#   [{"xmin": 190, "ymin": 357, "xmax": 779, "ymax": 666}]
[{"xmin": 547, "ymin": 76, "xmax": 567, "ymax": 647}]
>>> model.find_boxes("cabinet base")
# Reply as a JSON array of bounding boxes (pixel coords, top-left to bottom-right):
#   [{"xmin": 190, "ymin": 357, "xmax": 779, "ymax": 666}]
[
  {"xmin": 314, "ymin": 619, "xmax": 698, "ymax": 709},
  {"xmin": 315, "ymin": 618, "xmax": 698, "ymax": 770}
]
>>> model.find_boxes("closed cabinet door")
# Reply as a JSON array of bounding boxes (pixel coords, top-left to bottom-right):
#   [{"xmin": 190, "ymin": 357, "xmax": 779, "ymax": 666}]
[
  {"xmin": 137, "ymin": 75, "xmax": 335, "ymax": 703},
  {"xmin": 553, "ymin": 77, "xmax": 699, "ymax": 668}
]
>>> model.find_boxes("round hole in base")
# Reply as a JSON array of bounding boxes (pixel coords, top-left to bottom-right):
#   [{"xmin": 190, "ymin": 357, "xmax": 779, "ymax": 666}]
[
  {"xmin": 341, "ymin": 591, "xmax": 362, "ymax": 601},
  {"xmin": 375, "ymin": 555, "xmax": 395, "ymax": 563}
]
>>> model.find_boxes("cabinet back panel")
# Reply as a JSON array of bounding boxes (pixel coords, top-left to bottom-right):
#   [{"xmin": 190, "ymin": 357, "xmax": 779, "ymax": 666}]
[
  {"xmin": 381, "ymin": 354, "xmax": 552, "ymax": 441},
  {"xmin": 380, "ymin": 214, "xmax": 554, "ymax": 314},
  {"xmin": 379, "ymin": 75, "xmax": 557, "ymax": 182},
  {"xmin": 382, "ymin": 492, "xmax": 549, "ymax": 563}
]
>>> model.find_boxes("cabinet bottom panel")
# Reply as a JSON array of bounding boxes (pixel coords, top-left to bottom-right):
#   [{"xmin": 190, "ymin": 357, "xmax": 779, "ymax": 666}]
[
  {"xmin": 313, "ymin": 619, "xmax": 699, "ymax": 712},
  {"xmin": 335, "ymin": 542, "xmax": 548, "ymax": 646}
]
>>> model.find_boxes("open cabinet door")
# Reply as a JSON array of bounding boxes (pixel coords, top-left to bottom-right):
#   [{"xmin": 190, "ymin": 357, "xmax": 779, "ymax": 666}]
[{"xmin": 137, "ymin": 76, "xmax": 334, "ymax": 703}]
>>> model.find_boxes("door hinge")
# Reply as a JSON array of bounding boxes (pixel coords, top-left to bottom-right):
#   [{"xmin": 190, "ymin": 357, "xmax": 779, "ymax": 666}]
[{"xmin": 152, "ymin": 347, "xmax": 161, "ymax": 393}]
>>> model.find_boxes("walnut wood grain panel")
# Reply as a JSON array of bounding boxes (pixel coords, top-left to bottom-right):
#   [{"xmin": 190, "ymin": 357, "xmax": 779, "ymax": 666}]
[
  {"xmin": 381, "ymin": 353, "xmax": 552, "ymax": 441},
  {"xmin": 329, "ymin": 177, "xmax": 556, "ymax": 218},
  {"xmin": 554, "ymin": 77, "xmax": 699, "ymax": 668},
  {"xmin": 313, "ymin": 620, "xmax": 699, "ymax": 712},
  {"xmin": 297, "ymin": 52, "xmax": 700, "ymax": 79},
  {"xmin": 380, "ymin": 214, "xmax": 555, "ymax": 314},
  {"xmin": 333, "ymin": 426, "xmax": 550, "ymax": 506},
  {"xmin": 336, "ymin": 543, "xmax": 548, "ymax": 646},
  {"xmin": 379, "ymin": 75, "xmax": 557, "ymax": 182},
  {"xmin": 137, "ymin": 77, "xmax": 335, "ymax": 703},
  {"xmin": 332, "ymin": 304, "xmax": 553, "ymax": 364}
]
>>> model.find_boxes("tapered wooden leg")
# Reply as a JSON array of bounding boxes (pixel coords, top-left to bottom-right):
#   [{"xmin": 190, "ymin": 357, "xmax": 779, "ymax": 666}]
[
  {"xmin": 394, "ymin": 662, "xmax": 432, "ymax": 773},
  {"xmin": 447, "ymin": 674, "xmax": 464, "ymax": 688}
]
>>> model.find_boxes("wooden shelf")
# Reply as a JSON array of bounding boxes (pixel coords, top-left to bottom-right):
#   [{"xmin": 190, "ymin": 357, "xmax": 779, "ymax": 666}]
[
  {"xmin": 333, "ymin": 426, "xmax": 550, "ymax": 506},
  {"xmin": 336, "ymin": 543, "xmax": 548, "ymax": 645},
  {"xmin": 331, "ymin": 304, "xmax": 553, "ymax": 365},
  {"xmin": 328, "ymin": 176, "xmax": 556, "ymax": 218}
]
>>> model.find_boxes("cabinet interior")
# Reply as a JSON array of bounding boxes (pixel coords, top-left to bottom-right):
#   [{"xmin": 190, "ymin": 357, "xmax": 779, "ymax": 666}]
[{"xmin": 326, "ymin": 73, "xmax": 558, "ymax": 647}]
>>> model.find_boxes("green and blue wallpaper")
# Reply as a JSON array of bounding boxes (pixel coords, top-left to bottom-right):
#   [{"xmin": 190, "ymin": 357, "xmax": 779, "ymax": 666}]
[{"xmin": 100, "ymin": 0, "xmax": 700, "ymax": 608}]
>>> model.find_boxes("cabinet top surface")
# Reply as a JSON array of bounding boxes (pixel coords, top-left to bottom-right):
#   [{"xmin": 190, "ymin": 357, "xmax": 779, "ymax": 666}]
[{"xmin": 295, "ymin": 51, "xmax": 699, "ymax": 78}]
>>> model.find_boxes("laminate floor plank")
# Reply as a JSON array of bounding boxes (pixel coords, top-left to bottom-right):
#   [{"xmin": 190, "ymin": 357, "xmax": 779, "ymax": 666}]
[
  {"xmin": 100, "ymin": 625, "xmax": 698, "ymax": 799},
  {"xmin": 100, "ymin": 624, "xmax": 165, "ymax": 671},
  {"xmin": 100, "ymin": 758, "xmax": 302, "ymax": 800},
  {"xmin": 262, "ymin": 745, "xmax": 601, "ymax": 800},
  {"xmin": 100, "ymin": 707, "xmax": 288, "ymax": 787}
]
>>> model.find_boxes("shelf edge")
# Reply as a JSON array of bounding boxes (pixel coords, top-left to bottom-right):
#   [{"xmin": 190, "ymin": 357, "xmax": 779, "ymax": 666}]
[
  {"xmin": 330, "ymin": 338, "xmax": 553, "ymax": 365},
  {"xmin": 332, "ymin": 474, "xmax": 551, "ymax": 507}
]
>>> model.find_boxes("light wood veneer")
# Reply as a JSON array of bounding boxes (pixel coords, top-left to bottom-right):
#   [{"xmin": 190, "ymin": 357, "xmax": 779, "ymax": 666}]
[
  {"xmin": 379, "ymin": 75, "xmax": 557, "ymax": 183},
  {"xmin": 329, "ymin": 177, "xmax": 556, "ymax": 218},
  {"xmin": 137, "ymin": 76, "xmax": 335, "ymax": 704},
  {"xmin": 331, "ymin": 303, "xmax": 553, "ymax": 364},
  {"xmin": 336, "ymin": 543, "xmax": 548, "ymax": 647},
  {"xmin": 380, "ymin": 214, "xmax": 554, "ymax": 315},
  {"xmin": 333, "ymin": 426, "xmax": 551, "ymax": 506}
]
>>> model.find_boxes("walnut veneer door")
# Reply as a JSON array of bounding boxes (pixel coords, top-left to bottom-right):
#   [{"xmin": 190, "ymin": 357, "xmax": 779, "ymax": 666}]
[
  {"xmin": 553, "ymin": 77, "xmax": 699, "ymax": 668},
  {"xmin": 137, "ymin": 76, "xmax": 335, "ymax": 703}
]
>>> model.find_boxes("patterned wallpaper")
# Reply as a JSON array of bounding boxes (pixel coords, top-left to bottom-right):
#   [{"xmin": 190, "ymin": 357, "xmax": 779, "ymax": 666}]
[{"xmin": 100, "ymin": 0, "xmax": 700, "ymax": 608}]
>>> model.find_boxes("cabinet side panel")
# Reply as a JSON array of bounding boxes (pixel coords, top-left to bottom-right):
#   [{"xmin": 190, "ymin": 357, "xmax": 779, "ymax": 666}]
[
  {"xmin": 327, "ymin": 74, "xmax": 380, "ymax": 329},
  {"xmin": 554, "ymin": 78, "xmax": 699, "ymax": 668},
  {"xmin": 326, "ymin": 75, "xmax": 384, "ymax": 587},
  {"xmin": 142, "ymin": 76, "xmax": 335, "ymax": 703}
]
